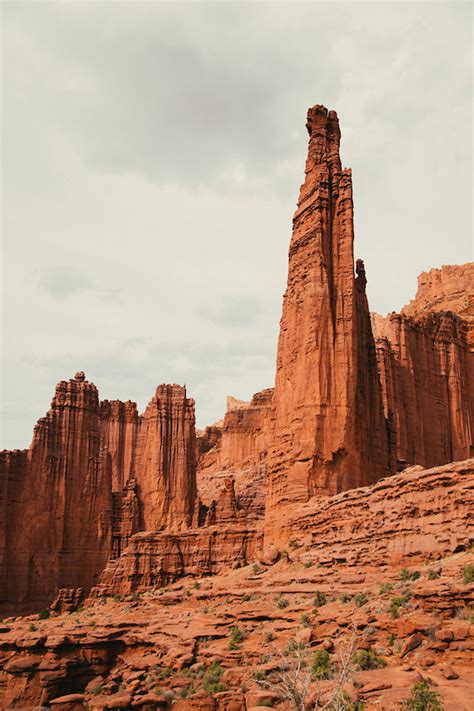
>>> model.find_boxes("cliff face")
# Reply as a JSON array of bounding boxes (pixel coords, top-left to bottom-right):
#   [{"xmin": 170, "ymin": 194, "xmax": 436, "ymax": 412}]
[
  {"xmin": 133, "ymin": 384, "xmax": 198, "ymax": 532},
  {"xmin": 266, "ymin": 105, "xmax": 391, "ymax": 531},
  {"xmin": 372, "ymin": 265, "xmax": 473, "ymax": 469},
  {"xmin": 0, "ymin": 373, "xmax": 113, "ymax": 614},
  {"xmin": 403, "ymin": 263, "xmax": 474, "ymax": 442},
  {"xmin": 99, "ymin": 400, "xmax": 139, "ymax": 491}
]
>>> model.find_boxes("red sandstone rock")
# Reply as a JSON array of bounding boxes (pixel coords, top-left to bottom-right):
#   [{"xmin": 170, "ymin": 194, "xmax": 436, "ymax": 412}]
[
  {"xmin": 100, "ymin": 399, "xmax": 139, "ymax": 491},
  {"xmin": 266, "ymin": 105, "xmax": 391, "ymax": 540},
  {"xmin": 372, "ymin": 309, "xmax": 472, "ymax": 469},
  {"xmin": 133, "ymin": 384, "xmax": 197, "ymax": 532},
  {"xmin": 0, "ymin": 374, "xmax": 113, "ymax": 615}
]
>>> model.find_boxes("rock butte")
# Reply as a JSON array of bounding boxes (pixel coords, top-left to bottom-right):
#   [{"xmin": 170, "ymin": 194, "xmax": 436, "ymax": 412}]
[{"xmin": 0, "ymin": 105, "xmax": 472, "ymax": 710}]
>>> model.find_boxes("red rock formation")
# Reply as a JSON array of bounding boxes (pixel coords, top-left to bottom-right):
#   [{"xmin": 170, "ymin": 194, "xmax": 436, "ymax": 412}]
[
  {"xmin": 372, "ymin": 311, "xmax": 473, "ymax": 469},
  {"xmin": 99, "ymin": 399, "xmax": 139, "ymax": 491},
  {"xmin": 287, "ymin": 458, "xmax": 474, "ymax": 566},
  {"xmin": 0, "ymin": 373, "xmax": 113, "ymax": 614},
  {"xmin": 94, "ymin": 523, "xmax": 262, "ymax": 595},
  {"xmin": 196, "ymin": 390, "xmax": 273, "ymax": 523},
  {"xmin": 403, "ymin": 263, "xmax": 474, "ymax": 438},
  {"xmin": 266, "ymin": 105, "xmax": 391, "ymax": 534},
  {"xmin": 133, "ymin": 384, "xmax": 197, "ymax": 532}
]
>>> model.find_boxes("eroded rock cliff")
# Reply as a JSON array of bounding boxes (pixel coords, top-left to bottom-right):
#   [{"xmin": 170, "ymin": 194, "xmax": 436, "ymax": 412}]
[{"xmin": 0, "ymin": 373, "xmax": 113, "ymax": 615}]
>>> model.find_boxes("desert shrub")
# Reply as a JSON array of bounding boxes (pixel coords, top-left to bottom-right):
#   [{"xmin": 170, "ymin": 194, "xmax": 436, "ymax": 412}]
[
  {"xmin": 289, "ymin": 539, "xmax": 300, "ymax": 550},
  {"xmin": 389, "ymin": 593, "xmax": 410, "ymax": 619},
  {"xmin": 202, "ymin": 661, "xmax": 226, "ymax": 694},
  {"xmin": 241, "ymin": 593, "xmax": 251, "ymax": 602},
  {"xmin": 400, "ymin": 568, "xmax": 411, "ymax": 581},
  {"xmin": 252, "ymin": 563, "xmax": 263, "ymax": 574},
  {"xmin": 91, "ymin": 685, "xmax": 103, "ymax": 695},
  {"xmin": 154, "ymin": 665, "xmax": 172, "ymax": 679},
  {"xmin": 353, "ymin": 592, "xmax": 369, "ymax": 608},
  {"xmin": 228, "ymin": 625, "xmax": 245, "ymax": 649},
  {"xmin": 263, "ymin": 631, "xmax": 275, "ymax": 643},
  {"xmin": 313, "ymin": 591, "xmax": 327, "ymax": 608},
  {"xmin": 112, "ymin": 594, "xmax": 123, "ymax": 602},
  {"xmin": 411, "ymin": 571, "xmax": 421, "ymax": 581},
  {"xmin": 286, "ymin": 639, "xmax": 306, "ymax": 654},
  {"xmin": 401, "ymin": 680, "xmax": 444, "ymax": 710},
  {"xmin": 163, "ymin": 690, "xmax": 175, "ymax": 702},
  {"xmin": 301, "ymin": 613, "xmax": 310, "ymax": 627},
  {"xmin": 252, "ymin": 668, "xmax": 268, "ymax": 681},
  {"xmin": 428, "ymin": 569, "xmax": 440, "ymax": 580},
  {"xmin": 193, "ymin": 580, "xmax": 201, "ymax": 589},
  {"xmin": 28, "ymin": 623, "xmax": 38, "ymax": 632},
  {"xmin": 311, "ymin": 647, "xmax": 332, "ymax": 679},
  {"xmin": 277, "ymin": 596, "xmax": 289, "ymax": 609},
  {"xmin": 462, "ymin": 564, "xmax": 474, "ymax": 584},
  {"xmin": 388, "ymin": 633, "xmax": 396, "ymax": 647},
  {"xmin": 352, "ymin": 650, "xmax": 386, "ymax": 671},
  {"xmin": 379, "ymin": 583, "xmax": 393, "ymax": 594},
  {"xmin": 340, "ymin": 593, "xmax": 352, "ymax": 603},
  {"xmin": 304, "ymin": 560, "xmax": 314, "ymax": 568},
  {"xmin": 38, "ymin": 609, "xmax": 50, "ymax": 620}
]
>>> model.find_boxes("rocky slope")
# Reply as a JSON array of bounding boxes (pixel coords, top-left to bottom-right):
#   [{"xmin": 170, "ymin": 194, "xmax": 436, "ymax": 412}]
[{"xmin": 0, "ymin": 460, "xmax": 472, "ymax": 710}]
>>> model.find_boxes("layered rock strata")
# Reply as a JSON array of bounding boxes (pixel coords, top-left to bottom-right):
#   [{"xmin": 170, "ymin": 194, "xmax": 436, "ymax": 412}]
[
  {"xmin": 372, "ymin": 311, "xmax": 473, "ymax": 469},
  {"xmin": 0, "ymin": 373, "xmax": 113, "ymax": 615},
  {"xmin": 133, "ymin": 384, "xmax": 197, "ymax": 532},
  {"xmin": 265, "ymin": 105, "xmax": 392, "ymax": 537},
  {"xmin": 93, "ymin": 524, "xmax": 262, "ymax": 596},
  {"xmin": 0, "ymin": 460, "xmax": 472, "ymax": 711},
  {"xmin": 99, "ymin": 400, "xmax": 139, "ymax": 491}
]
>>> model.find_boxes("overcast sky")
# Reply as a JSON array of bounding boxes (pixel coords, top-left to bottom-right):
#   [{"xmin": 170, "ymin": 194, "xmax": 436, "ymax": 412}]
[{"xmin": 1, "ymin": 1, "xmax": 472, "ymax": 449}]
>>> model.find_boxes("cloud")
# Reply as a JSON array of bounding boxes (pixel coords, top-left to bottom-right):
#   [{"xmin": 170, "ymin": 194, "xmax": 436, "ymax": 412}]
[{"xmin": 1, "ymin": 1, "xmax": 472, "ymax": 448}]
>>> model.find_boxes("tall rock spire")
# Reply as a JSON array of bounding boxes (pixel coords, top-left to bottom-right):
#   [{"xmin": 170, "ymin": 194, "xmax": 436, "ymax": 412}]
[
  {"xmin": 133, "ymin": 384, "xmax": 197, "ymax": 532},
  {"xmin": 0, "ymin": 373, "xmax": 113, "ymax": 613},
  {"xmin": 266, "ymin": 105, "xmax": 391, "ymax": 531}
]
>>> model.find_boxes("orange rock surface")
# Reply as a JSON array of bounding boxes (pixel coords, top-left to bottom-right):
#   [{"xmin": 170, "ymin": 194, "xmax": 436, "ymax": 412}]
[
  {"xmin": 0, "ymin": 373, "xmax": 113, "ymax": 615},
  {"xmin": 0, "ymin": 460, "xmax": 472, "ymax": 710},
  {"xmin": 133, "ymin": 384, "xmax": 198, "ymax": 532}
]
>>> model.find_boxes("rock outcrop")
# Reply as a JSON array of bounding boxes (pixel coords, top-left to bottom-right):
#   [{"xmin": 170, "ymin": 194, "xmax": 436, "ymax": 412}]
[
  {"xmin": 133, "ymin": 384, "xmax": 197, "ymax": 532},
  {"xmin": 265, "ymin": 106, "xmax": 391, "ymax": 535},
  {"xmin": 99, "ymin": 400, "xmax": 139, "ymax": 491},
  {"xmin": 0, "ymin": 373, "xmax": 113, "ymax": 615},
  {"xmin": 372, "ymin": 311, "xmax": 473, "ymax": 469},
  {"xmin": 94, "ymin": 523, "xmax": 262, "ymax": 596},
  {"xmin": 1, "ymin": 459, "xmax": 472, "ymax": 711}
]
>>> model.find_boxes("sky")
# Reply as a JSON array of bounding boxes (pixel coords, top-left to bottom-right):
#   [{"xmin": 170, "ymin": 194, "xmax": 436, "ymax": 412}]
[{"xmin": 1, "ymin": 0, "xmax": 472, "ymax": 449}]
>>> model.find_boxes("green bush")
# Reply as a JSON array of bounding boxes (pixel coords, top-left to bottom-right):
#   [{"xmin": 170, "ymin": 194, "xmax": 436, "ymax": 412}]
[
  {"xmin": 353, "ymin": 650, "xmax": 386, "ymax": 670},
  {"xmin": 252, "ymin": 668, "xmax": 268, "ymax": 681},
  {"xmin": 289, "ymin": 539, "xmax": 300, "ymax": 550},
  {"xmin": 193, "ymin": 580, "xmax": 201, "ymax": 589},
  {"xmin": 401, "ymin": 680, "xmax": 444, "ymax": 710},
  {"xmin": 304, "ymin": 560, "xmax": 314, "ymax": 568},
  {"xmin": 241, "ymin": 593, "xmax": 251, "ymax": 602},
  {"xmin": 353, "ymin": 592, "xmax": 369, "ymax": 608},
  {"xmin": 313, "ymin": 591, "xmax": 327, "ymax": 608},
  {"xmin": 340, "ymin": 593, "xmax": 352, "ymax": 603},
  {"xmin": 311, "ymin": 648, "xmax": 332, "ymax": 680},
  {"xmin": 202, "ymin": 661, "xmax": 226, "ymax": 694},
  {"xmin": 428, "ymin": 569, "xmax": 440, "ymax": 580},
  {"xmin": 277, "ymin": 596, "xmax": 289, "ymax": 609},
  {"xmin": 38, "ymin": 609, "xmax": 50, "ymax": 620},
  {"xmin": 91, "ymin": 685, "xmax": 103, "ymax": 695},
  {"xmin": 263, "ymin": 631, "xmax": 275, "ymax": 643},
  {"xmin": 389, "ymin": 593, "xmax": 410, "ymax": 619},
  {"xmin": 228, "ymin": 625, "xmax": 245, "ymax": 649},
  {"xmin": 462, "ymin": 564, "xmax": 474, "ymax": 584},
  {"xmin": 379, "ymin": 583, "xmax": 393, "ymax": 594},
  {"xmin": 301, "ymin": 613, "xmax": 310, "ymax": 627},
  {"xmin": 28, "ymin": 623, "xmax": 38, "ymax": 632}
]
